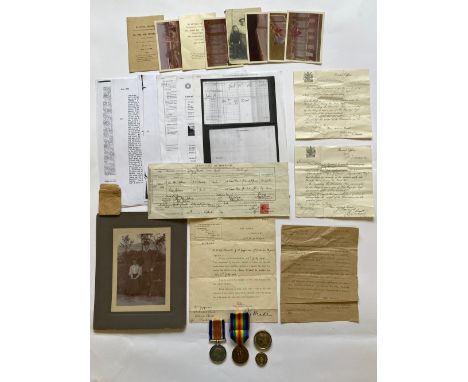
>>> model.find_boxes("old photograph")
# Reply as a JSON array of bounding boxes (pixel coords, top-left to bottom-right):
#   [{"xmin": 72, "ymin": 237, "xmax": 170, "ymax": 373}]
[
  {"xmin": 225, "ymin": 8, "xmax": 261, "ymax": 64},
  {"xmin": 268, "ymin": 12, "xmax": 287, "ymax": 61},
  {"xmin": 285, "ymin": 12, "xmax": 324, "ymax": 63},
  {"xmin": 111, "ymin": 227, "xmax": 171, "ymax": 312},
  {"xmin": 156, "ymin": 20, "xmax": 183, "ymax": 71},
  {"xmin": 246, "ymin": 13, "xmax": 269, "ymax": 62}
]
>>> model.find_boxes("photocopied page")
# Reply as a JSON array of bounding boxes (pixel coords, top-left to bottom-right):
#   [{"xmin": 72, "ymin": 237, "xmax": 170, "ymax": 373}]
[
  {"xmin": 190, "ymin": 218, "xmax": 278, "ymax": 323},
  {"xmin": 126, "ymin": 15, "xmax": 164, "ymax": 72},
  {"xmin": 179, "ymin": 13, "xmax": 216, "ymax": 71},
  {"xmin": 294, "ymin": 70, "xmax": 372, "ymax": 139},
  {"xmin": 148, "ymin": 162, "xmax": 290, "ymax": 219},
  {"xmin": 281, "ymin": 225, "xmax": 359, "ymax": 323},
  {"xmin": 96, "ymin": 76, "xmax": 159, "ymax": 206},
  {"xmin": 202, "ymin": 78, "xmax": 271, "ymax": 125},
  {"xmin": 199, "ymin": 73, "xmax": 287, "ymax": 163},
  {"xmin": 295, "ymin": 145, "xmax": 374, "ymax": 218}
]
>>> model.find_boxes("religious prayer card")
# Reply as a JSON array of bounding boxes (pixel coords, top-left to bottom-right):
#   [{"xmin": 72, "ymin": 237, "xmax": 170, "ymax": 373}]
[
  {"xmin": 179, "ymin": 13, "xmax": 216, "ymax": 70},
  {"xmin": 294, "ymin": 70, "xmax": 372, "ymax": 139},
  {"xmin": 148, "ymin": 162, "xmax": 290, "ymax": 219},
  {"xmin": 285, "ymin": 11, "xmax": 324, "ymax": 63},
  {"xmin": 155, "ymin": 20, "xmax": 183, "ymax": 71},
  {"xmin": 203, "ymin": 18, "xmax": 230, "ymax": 69},
  {"xmin": 268, "ymin": 12, "xmax": 287, "ymax": 61},
  {"xmin": 225, "ymin": 8, "xmax": 262, "ymax": 65},
  {"xmin": 126, "ymin": 15, "xmax": 164, "ymax": 72},
  {"xmin": 295, "ymin": 146, "xmax": 374, "ymax": 218},
  {"xmin": 281, "ymin": 225, "xmax": 359, "ymax": 323},
  {"xmin": 190, "ymin": 218, "xmax": 278, "ymax": 323}
]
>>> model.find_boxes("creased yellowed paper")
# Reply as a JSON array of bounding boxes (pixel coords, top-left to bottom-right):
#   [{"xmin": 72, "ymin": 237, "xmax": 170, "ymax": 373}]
[
  {"xmin": 126, "ymin": 15, "xmax": 164, "ymax": 72},
  {"xmin": 179, "ymin": 13, "xmax": 216, "ymax": 70},
  {"xmin": 148, "ymin": 163, "xmax": 290, "ymax": 219},
  {"xmin": 225, "ymin": 8, "xmax": 261, "ymax": 64},
  {"xmin": 280, "ymin": 225, "xmax": 359, "ymax": 323},
  {"xmin": 190, "ymin": 218, "xmax": 278, "ymax": 323},
  {"xmin": 294, "ymin": 70, "xmax": 372, "ymax": 139},
  {"xmin": 295, "ymin": 146, "xmax": 374, "ymax": 218}
]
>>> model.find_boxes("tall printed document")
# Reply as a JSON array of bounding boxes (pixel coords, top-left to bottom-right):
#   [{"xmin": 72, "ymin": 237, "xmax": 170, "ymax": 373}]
[
  {"xmin": 190, "ymin": 218, "xmax": 278, "ymax": 323},
  {"xmin": 96, "ymin": 76, "xmax": 160, "ymax": 206},
  {"xmin": 295, "ymin": 146, "xmax": 374, "ymax": 218},
  {"xmin": 294, "ymin": 70, "xmax": 372, "ymax": 139},
  {"xmin": 281, "ymin": 225, "xmax": 359, "ymax": 323},
  {"xmin": 148, "ymin": 162, "xmax": 290, "ymax": 219},
  {"xmin": 126, "ymin": 15, "xmax": 164, "ymax": 72}
]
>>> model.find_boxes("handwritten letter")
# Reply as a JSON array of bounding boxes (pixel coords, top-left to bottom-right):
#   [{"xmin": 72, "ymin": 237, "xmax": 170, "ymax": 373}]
[
  {"xmin": 295, "ymin": 146, "xmax": 374, "ymax": 218},
  {"xmin": 281, "ymin": 225, "xmax": 359, "ymax": 323},
  {"xmin": 294, "ymin": 70, "xmax": 372, "ymax": 139}
]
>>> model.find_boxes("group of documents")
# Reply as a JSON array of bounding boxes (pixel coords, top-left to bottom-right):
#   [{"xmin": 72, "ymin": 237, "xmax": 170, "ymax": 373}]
[
  {"xmin": 96, "ymin": 6, "xmax": 375, "ymax": 324},
  {"xmin": 127, "ymin": 8, "xmax": 324, "ymax": 73}
]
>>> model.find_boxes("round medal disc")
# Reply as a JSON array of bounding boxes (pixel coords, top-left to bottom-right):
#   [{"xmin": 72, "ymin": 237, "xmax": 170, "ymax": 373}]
[
  {"xmin": 255, "ymin": 352, "xmax": 268, "ymax": 367},
  {"xmin": 254, "ymin": 330, "xmax": 272, "ymax": 351},
  {"xmin": 232, "ymin": 344, "xmax": 249, "ymax": 365},
  {"xmin": 209, "ymin": 344, "xmax": 227, "ymax": 364}
]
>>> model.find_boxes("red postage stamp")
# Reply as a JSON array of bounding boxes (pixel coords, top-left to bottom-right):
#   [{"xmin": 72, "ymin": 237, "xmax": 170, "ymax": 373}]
[{"xmin": 260, "ymin": 203, "xmax": 270, "ymax": 214}]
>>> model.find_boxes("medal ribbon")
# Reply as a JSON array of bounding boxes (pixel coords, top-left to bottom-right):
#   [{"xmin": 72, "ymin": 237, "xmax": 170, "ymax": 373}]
[
  {"xmin": 229, "ymin": 312, "xmax": 250, "ymax": 345},
  {"xmin": 209, "ymin": 319, "xmax": 226, "ymax": 342}
]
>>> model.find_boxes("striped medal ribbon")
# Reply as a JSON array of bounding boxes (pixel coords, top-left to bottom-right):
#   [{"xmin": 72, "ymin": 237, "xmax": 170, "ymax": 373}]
[
  {"xmin": 209, "ymin": 319, "xmax": 226, "ymax": 343},
  {"xmin": 229, "ymin": 312, "xmax": 250, "ymax": 345}
]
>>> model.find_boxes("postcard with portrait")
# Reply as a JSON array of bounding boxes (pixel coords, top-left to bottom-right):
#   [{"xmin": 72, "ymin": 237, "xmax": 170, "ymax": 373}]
[
  {"xmin": 285, "ymin": 11, "xmax": 324, "ymax": 64},
  {"xmin": 268, "ymin": 12, "xmax": 287, "ymax": 62},
  {"xmin": 246, "ymin": 12, "xmax": 269, "ymax": 63},
  {"xmin": 225, "ymin": 8, "xmax": 261, "ymax": 65},
  {"xmin": 155, "ymin": 20, "xmax": 183, "ymax": 71},
  {"xmin": 93, "ymin": 213, "xmax": 187, "ymax": 330}
]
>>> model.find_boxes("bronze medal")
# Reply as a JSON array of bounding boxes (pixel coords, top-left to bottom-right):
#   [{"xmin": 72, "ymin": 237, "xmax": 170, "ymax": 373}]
[
  {"xmin": 255, "ymin": 352, "xmax": 268, "ymax": 367},
  {"xmin": 209, "ymin": 344, "xmax": 227, "ymax": 364},
  {"xmin": 232, "ymin": 344, "xmax": 249, "ymax": 365},
  {"xmin": 254, "ymin": 330, "xmax": 272, "ymax": 351}
]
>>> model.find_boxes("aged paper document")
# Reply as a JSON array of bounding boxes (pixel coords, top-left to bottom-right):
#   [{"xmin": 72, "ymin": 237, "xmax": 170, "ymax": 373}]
[
  {"xmin": 281, "ymin": 225, "xmax": 359, "ymax": 323},
  {"xmin": 126, "ymin": 15, "xmax": 164, "ymax": 72},
  {"xmin": 268, "ymin": 12, "xmax": 287, "ymax": 61},
  {"xmin": 179, "ymin": 13, "xmax": 216, "ymax": 71},
  {"xmin": 294, "ymin": 70, "xmax": 372, "ymax": 139},
  {"xmin": 148, "ymin": 163, "xmax": 290, "ymax": 219},
  {"xmin": 204, "ymin": 18, "xmax": 230, "ymax": 69},
  {"xmin": 295, "ymin": 146, "xmax": 374, "ymax": 218},
  {"xmin": 190, "ymin": 218, "xmax": 278, "ymax": 323}
]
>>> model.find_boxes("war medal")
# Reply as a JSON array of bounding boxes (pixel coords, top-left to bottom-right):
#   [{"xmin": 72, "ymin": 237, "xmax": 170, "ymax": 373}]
[
  {"xmin": 209, "ymin": 319, "xmax": 227, "ymax": 364},
  {"xmin": 230, "ymin": 312, "xmax": 250, "ymax": 365},
  {"xmin": 254, "ymin": 330, "xmax": 272, "ymax": 351},
  {"xmin": 255, "ymin": 352, "xmax": 268, "ymax": 367}
]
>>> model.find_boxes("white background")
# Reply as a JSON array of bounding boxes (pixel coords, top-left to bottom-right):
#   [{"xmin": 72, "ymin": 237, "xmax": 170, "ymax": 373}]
[
  {"xmin": 2, "ymin": 1, "xmax": 468, "ymax": 381},
  {"xmin": 90, "ymin": 1, "xmax": 376, "ymax": 381}
]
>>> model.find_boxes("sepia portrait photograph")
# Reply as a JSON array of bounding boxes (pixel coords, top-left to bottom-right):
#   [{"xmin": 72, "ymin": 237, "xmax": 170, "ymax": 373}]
[
  {"xmin": 225, "ymin": 8, "xmax": 260, "ymax": 64},
  {"xmin": 268, "ymin": 12, "xmax": 287, "ymax": 61},
  {"xmin": 246, "ymin": 13, "xmax": 269, "ymax": 63},
  {"xmin": 111, "ymin": 227, "xmax": 171, "ymax": 312},
  {"xmin": 285, "ymin": 12, "xmax": 324, "ymax": 63},
  {"xmin": 155, "ymin": 20, "xmax": 183, "ymax": 71}
]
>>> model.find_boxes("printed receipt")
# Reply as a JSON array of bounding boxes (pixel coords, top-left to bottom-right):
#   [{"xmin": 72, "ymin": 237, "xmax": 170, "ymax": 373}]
[
  {"xmin": 190, "ymin": 218, "xmax": 278, "ymax": 323},
  {"xmin": 148, "ymin": 162, "xmax": 290, "ymax": 219}
]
